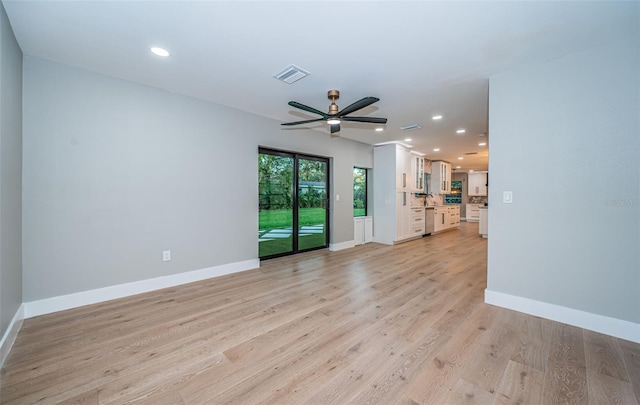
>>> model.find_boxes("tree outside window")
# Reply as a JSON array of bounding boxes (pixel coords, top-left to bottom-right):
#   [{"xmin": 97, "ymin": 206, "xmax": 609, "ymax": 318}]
[{"xmin": 353, "ymin": 167, "xmax": 367, "ymax": 217}]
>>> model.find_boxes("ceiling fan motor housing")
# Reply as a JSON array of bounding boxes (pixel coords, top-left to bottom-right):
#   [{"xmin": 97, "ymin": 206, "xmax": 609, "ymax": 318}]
[{"xmin": 327, "ymin": 90, "xmax": 340, "ymax": 115}]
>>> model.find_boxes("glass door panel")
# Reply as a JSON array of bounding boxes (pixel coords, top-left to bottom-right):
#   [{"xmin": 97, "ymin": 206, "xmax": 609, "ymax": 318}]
[
  {"xmin": 258, "ymin": 151, "xmax": 294, "ymax": 258},
  {"xmin": 297, "ymin": 157, "xmax": 329, "ymax": 251}
]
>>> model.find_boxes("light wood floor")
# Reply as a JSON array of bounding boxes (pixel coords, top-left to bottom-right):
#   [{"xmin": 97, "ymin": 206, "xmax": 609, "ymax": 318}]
[{"xmin": 2, "ymin": 222, "xmax": 639, "ymax": 404}]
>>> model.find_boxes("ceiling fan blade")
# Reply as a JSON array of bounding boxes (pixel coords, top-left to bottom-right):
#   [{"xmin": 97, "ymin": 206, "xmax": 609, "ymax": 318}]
[
  {"xmin": 337, "ymin": 97, "xmax": 379, "ymax": 116},
  {"xmin": 288, "ymin": 101, "xmax": 327, "ymax": 117},
  {"xmin": 330, "ymin": 123, "xmax": 340, "ymax": 134},
  {"xmin": 281, "ymin": 118, "xmax": 325, "ymax": 126},
  {"xmin": 341, "ymin": 116, "xmax": 388, "ymax": 124}
]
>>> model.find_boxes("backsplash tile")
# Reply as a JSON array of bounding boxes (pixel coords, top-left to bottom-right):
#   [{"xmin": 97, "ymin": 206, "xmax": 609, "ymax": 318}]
[{"xmin": 469, "ymin": 196, "xmax": 488, "ymax": 204}]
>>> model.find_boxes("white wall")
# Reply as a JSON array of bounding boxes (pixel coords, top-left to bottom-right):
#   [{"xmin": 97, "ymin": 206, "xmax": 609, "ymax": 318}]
[
  {"xmin": 0, "ymin": 2, "xmax": 23, "ymax": 343},
  {"xmin": 22, "ymin": 57, "xmax": 372, "ymax": 303},
  {"xmin": 487, "ymin": 38, "xmax": 639, "ymax": 340}
]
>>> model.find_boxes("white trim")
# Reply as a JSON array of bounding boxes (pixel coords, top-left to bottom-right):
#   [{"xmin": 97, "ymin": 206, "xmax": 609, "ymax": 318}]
[
  {"xmin": 485, "ymin": 289, "xmax": 640, "ymax": 343},
  {"xmin": 329, "ymin": 240, "xmax": 355, "ymax": 251},
  {"xmin": 24, "ymin": 259, "xmax": 260, "ymax": 319},
  {"xmin": 0, "ymin": 304, "xmax": 25, "ymax": 367}
]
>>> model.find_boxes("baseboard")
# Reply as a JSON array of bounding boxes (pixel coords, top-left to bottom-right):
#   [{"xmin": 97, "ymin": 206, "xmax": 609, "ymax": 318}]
[
  {"xmin": 329, "ymin": 240, "xmax": 355, "ymax": 251},
  {"xmin": 485, "ymin": 289, "xmax": 640, "ymax": 343},
  {"xmin": 0, "ymin": 304, "xmax": 25, "ymax": 367},
  {"xmin": 24, "ymin": 259, "xmax": 260, "ymax": 319}
]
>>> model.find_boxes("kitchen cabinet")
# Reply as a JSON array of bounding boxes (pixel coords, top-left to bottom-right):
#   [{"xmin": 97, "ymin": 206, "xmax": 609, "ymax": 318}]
[
  {"xmin": 468, "ymin": 172, "xmax": 488, "ymax": 196},
  {"xmin": 373, "ymin": 144, "xmax": 423, "ymax": 244},
  {"xmin": 448, "ymin": 205, "xmax": 460, "ymax": 227},
  {"xmin": 395, "ymin": 191, "xmax": 412, "ymax": 241},
  {"xmin": 430, "ymin": 161, "xmax": 451, "ymax": 194},
  {"xmin": 433, "ymin": 205, "xmax": 459, "ymax": 233},
  {"xmin": 466, "ymin": 203, "xmax": 481, "ymax": 222},
  {"xmin": 479, "ymin": 207, "xmax": 488, "ymax": 238},
  {"xmin": 410, "ymin": 153, "xmax": 424, "ymax": 192},
  {"xmin": 395, "ymin": 146, "xmax": 412, "ymax": 189},
  {"xmin": 433, "ymin": 206, "xmax": 446, "ymax": 232},
  {"xmin": 410, "ymin": 207, "xmax": 425, "ymax": 237}
]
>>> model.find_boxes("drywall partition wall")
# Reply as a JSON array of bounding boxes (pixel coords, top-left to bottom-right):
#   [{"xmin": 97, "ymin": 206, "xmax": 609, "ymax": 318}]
[
  {"xmin": 486, "ymin": 38, "xmax": 640, "ymax": 341},
  {"xmin": 0, "ymin": 2, "xmax": 23, "ymax": 346},
  {"xmin": 22, "ymin": 56, "xmax": 373, "ymax": 303}
]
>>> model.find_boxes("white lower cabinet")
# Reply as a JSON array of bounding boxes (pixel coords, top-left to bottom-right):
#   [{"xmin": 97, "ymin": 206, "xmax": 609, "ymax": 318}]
[
  {"xmin": 466, "ymin": 204, "xmax": 480, "ymax": 221},
  {"xmin": 364, "ymin": 217, "xmax": 373, "ymax": 243},
  {"xmin": 433, "ymin": 205, "xmax": 460, "ymax": 233},
  {"xmin": 434, "ymin": 206, "xmax": 446, "ymax": 232},
  {"xmin": 410, "ymin": 207, "xmax": 425, "ymax": 237},
  {"xmin": 354, "ymin": 217, "xmax": 373, "ymax": 245},
  {"xmin": 479, "ymin": 208, "xmax": 488, "ymax": 238},
  {"xmin": 448, "ymin": 206, "xmax": 460, "ymax": 227}
]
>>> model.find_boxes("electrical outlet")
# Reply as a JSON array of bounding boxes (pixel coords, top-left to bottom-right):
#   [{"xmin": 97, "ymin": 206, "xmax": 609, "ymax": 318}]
[{"xmin": 163, "ymin": 250, "xmax": 171, "ymax": 261}]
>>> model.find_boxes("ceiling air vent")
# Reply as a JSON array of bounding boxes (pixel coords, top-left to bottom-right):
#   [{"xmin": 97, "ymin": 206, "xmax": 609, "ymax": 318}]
[
  {"xmin": 400, "ymin": 124, "xmax": 422, "ymax": 131},
  {"xmin": 465, "ymin": 152, "xmax": 478, "ymax": 155},
  {"xmin": 273, "ymin": 65, "xmax": 310, "ymax": 84}
]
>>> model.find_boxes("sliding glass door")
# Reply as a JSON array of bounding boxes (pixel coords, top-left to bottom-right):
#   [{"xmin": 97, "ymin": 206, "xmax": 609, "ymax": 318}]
[
  {"xmin": 258, "ymin": 148, "xmax": 329, "ymax": 259},
  {"xmin": 297, "ymin": 157, "xmax": 328, "ymax": 251},
  {"xmin": 258, "ymin": 150, "xmax": 294, "ymax": 257}
]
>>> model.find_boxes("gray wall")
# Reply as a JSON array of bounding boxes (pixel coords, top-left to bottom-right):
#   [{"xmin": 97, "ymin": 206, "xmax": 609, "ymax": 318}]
[
  {"xmin": 22, "ymin": 57, "xmax": 372, "ymax": 302},
  {"xmin": 0, "ymin": 3, "xmax": 23, "ymax": 336},
  {"xmin": 487, "ymin": 38, "xmax": 639, "ymax": 324}
]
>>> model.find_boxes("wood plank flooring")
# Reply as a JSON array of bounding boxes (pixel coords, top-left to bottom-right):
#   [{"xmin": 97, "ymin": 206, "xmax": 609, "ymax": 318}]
[{"xmin": 1, "ymin": 222, "xmax": 638, "ymax": 404}]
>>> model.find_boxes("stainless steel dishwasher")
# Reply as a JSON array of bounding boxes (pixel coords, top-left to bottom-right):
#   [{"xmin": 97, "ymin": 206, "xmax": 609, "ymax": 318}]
[{"xmin": 425, "ymin": 207, "xmax": 435, "ymax": 235}]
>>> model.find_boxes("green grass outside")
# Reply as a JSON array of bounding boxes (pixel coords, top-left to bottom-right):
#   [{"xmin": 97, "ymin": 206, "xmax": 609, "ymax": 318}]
[
  {"xmin": 259, "ymin": 208, "xmax": 326, "ymax": 230},
  {"xmin": 354, "ymin": 208, "xmax": 366, "ymax": 217},
  {"xmin": 259, "ymin": 208, "xmax": 327, "ymax": 257}
]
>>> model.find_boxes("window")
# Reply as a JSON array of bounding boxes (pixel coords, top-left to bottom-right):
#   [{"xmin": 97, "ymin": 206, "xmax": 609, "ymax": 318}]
[{"xmin": 353, "ymin": 167, "xmax": 367, "ymax": 217}]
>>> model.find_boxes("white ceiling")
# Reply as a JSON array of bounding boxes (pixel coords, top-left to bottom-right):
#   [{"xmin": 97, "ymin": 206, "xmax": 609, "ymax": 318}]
[{"xmin": 3, "ymin": 1, "xmax": 637, "ymax": 171}]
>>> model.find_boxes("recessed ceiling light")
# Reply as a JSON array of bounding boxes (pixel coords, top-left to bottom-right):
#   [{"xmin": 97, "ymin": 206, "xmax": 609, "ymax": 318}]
[
  {"xmin": 456, "ymin": 129, "xmax": 466, "ymax": 134},
  {"xmin": 469, "ymin": 169, "xmax": 474, "ymax": 172},
  {"xmin": 433, "ymin": 148, "xmax": 440, "ymax": 152},
  {"xmin": 456, "ymin": 166, "xmax": 462, "ymax": 169},
  {"xmin": 479, "ymin": 142, "xmax": 487, "ymax": 146},
  {"xmin": 458, "ymin": 157, "xmax": 464, "ymax": 160},
  {"xmin": 150, "ymin": 47, "xmax": 170, "ymax": 57},
  {"xmin": 432, "ymin": 115, "xmax": 443, "ymax": 120},
  {"xmin": 375, "ymin": 128, "xmax": 384, "ymax": 132},
  {"xmin": 404, "ymin": 138, "xmax": 412, "ymax": 142}
]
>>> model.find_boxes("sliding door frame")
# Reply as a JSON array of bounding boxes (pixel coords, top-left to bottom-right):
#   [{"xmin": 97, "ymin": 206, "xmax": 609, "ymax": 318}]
[{"xmin": 258, "ymin": 147, "xmax": 330, "ymax": 260}]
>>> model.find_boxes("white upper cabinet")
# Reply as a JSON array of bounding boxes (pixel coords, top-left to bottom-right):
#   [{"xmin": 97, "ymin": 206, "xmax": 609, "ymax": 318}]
[
  {"xmin": 430, "ymin": 161, "xmax": 451, "ymax": 194},
  {"xmin": 395, "ymin": 145, "xmax": 412, "ymax": 190},
  {"xmin": 410, "ymin": 153, "xmax": 424, "ymax": 192},
  {"xmin": 468, "ymin": 172, "xmax": 488, "ymax": 196}
]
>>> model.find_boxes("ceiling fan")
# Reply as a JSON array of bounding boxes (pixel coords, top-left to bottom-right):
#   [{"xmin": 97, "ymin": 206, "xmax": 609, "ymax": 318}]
[{"xmin": 281, "ymin": 90, "xmax": 387, "ymax": 135}]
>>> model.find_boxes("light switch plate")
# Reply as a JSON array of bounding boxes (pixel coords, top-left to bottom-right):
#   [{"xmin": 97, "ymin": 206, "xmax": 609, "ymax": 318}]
[{"xmin": 503, "ymin": 191, "xmax": 513, "ymax": 203}]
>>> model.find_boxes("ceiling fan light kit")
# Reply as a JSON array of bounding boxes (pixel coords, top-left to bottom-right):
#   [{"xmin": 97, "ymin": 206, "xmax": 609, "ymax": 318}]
[{"xmin": 282, "ymin": 90, "xmax": 388, "ymax": 136}]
